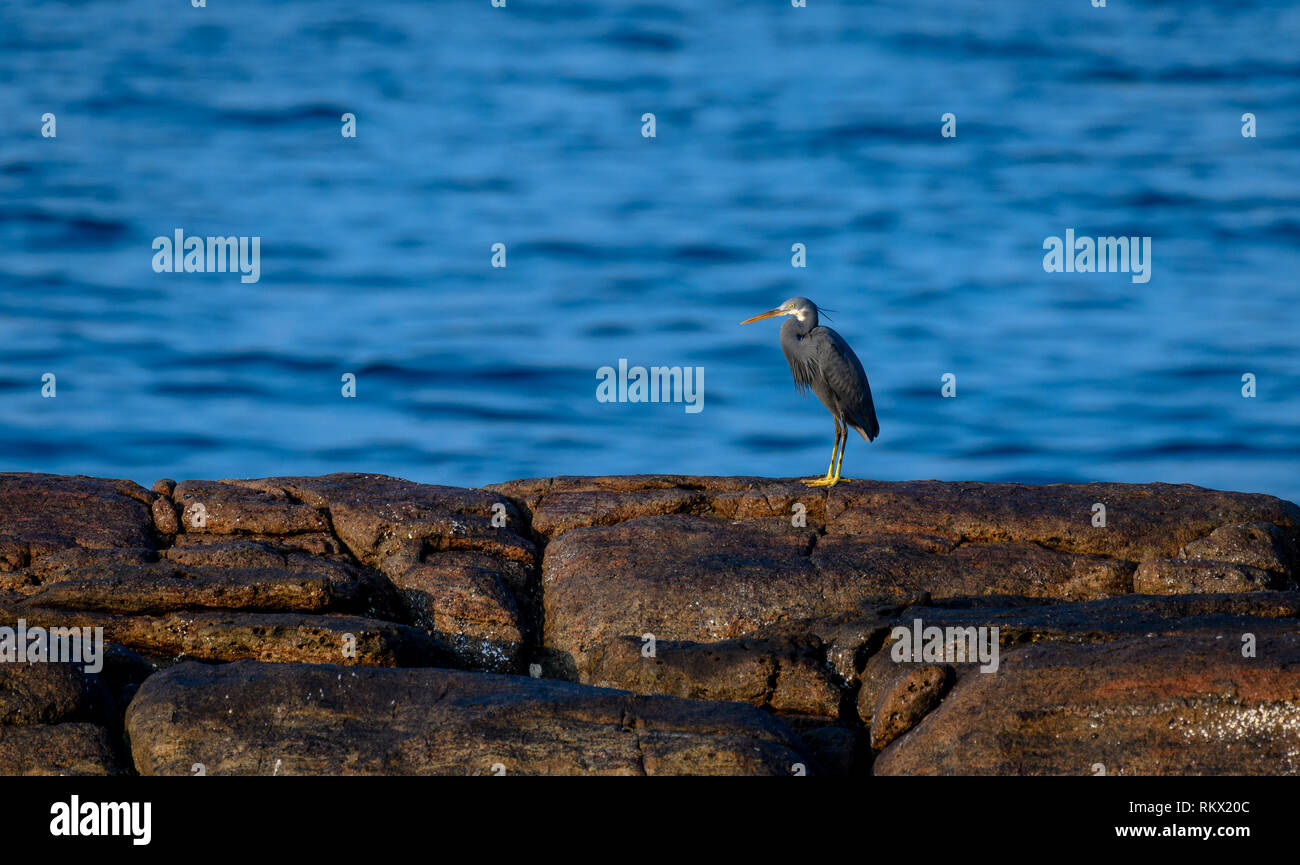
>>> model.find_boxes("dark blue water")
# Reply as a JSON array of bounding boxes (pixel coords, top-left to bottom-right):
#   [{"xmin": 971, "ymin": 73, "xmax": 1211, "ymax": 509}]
[{"xmin": 2, "ymin": 0, "xmax": 1298, "ymax": 500}]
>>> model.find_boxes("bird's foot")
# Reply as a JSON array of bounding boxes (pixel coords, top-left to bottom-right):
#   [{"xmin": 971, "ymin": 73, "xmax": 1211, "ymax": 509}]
[{"xmin": 802, "ymin": 475, "xmax": 835, "ymax": 487}]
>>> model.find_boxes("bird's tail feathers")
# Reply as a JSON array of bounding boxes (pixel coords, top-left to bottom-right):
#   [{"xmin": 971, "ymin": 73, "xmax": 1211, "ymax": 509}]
[{"xmin": 851, "ymin": 419, "xmax": 879, "ymax": 442}]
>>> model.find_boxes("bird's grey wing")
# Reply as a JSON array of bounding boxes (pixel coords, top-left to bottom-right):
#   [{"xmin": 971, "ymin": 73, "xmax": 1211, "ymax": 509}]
[{"xmin": 803, "ymin": 327, "xmax": 880, "ymax": 441}]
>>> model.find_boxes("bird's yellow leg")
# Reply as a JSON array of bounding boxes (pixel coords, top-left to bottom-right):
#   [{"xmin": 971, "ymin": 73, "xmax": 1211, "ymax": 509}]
[
  {"xmin": 829, "ymin": 426, "xmax": 852, "ymax": 485},
  {"xmin": 826, "ymin": 417, "xmax": 843, "ymax": 477},
  {"xmin": 803, "ymin": 419, "xmax": 842, "ymax": 486}
]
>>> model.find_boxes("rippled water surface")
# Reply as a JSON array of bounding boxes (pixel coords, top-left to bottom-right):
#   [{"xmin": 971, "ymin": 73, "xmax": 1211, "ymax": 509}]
[{"xmin": 1, "ymin": 0, "xmax": 1297, "ymax": 500}]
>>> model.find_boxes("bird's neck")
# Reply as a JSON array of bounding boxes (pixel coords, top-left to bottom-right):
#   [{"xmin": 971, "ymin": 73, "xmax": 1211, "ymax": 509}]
[{"xmin": 782, "ymin": 314, "xmax": 816, "ymax": 339}]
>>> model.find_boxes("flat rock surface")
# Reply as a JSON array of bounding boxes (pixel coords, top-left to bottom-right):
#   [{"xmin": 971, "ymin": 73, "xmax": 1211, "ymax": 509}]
[
  {"xmin": 530, "ymin": 477, "xmax": 1299, "ymax": 726},
  {"xmin": 873, "ymin": 625, "xmax": 1300, "ymax": 775},
  {"xmin": 487, "ymin": 474, "xmax": 824, "ymax": 540},
  {"xmin": 2, "ymin": 472, "xmax": 1298, "ymax": 775},
  {"xmin": 126, "ymin": 660, "xmax": 813, "ymax": 776},
  {"xmin": 6, "ymin": 605, "xmax": 441, "ymax": 667},
  {"xmin": 580, "ymin": 633, "xmax": 843, "ymax": 718},
  {"xmin": 0, "ymin": 474, "xmax": 156, "ymax": 567},
  {"xmin": 20, "ymin": 561, "xmax": 387, "ymax": 616}
]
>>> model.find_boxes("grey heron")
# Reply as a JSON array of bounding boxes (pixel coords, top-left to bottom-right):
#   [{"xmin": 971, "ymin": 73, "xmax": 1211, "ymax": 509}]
[{"xmin": 741, "ymin": 297, "xmax": 879, "ymax": 487}]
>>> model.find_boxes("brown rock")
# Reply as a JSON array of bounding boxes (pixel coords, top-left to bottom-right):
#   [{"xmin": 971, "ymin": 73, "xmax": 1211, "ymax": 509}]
[
  {"xmin": 169, "ymin": 531, "xmax": 345, "ymax": 558},
  {"xmin": 0, "ymin": 571, "xmax": 37, "ymax": 593},
  {"xmin": 828, "ymin": 480, "xmax": 1299, "ymax": 562},
  {"xmin": 0, "ymin": 538, "xmax": 27, "ymax": 573},
  {"xmin": 219, "ymin": 476, "xmax": 538, "ymax": 670},
  {"xmin": 126, "ymin": 660, "xmax": 814, "ymax": 776},
  {"xmin": 26, "ymin": 547, "xmax": 158, "ymax": 584},
  {"xmin": 172, "ymin": 480, "xmax": 329, "ymax": 536},
  {"xmin": 488, "ymin": 475, "xmax": 828, "ymax": 541},
  {"xmin": 541, "ymin": 510, "xmax": 1140, "ymax": 710},
  {"xmin": 897, "ymin": 591, "xmax": 1300, "ymax": 645},
  {"xmin": 0, "ymin": 474, "xmax": 156, "ymax": 560},
  {"xmin": 582, "ymin": 634, "xmax": 842, "ymax": 717},
  {"xmin": 162, "ymin": 535, "xmax": 344, "ymax": 566},
  {"xmin": 228, "ymin": 474, "xmax": 534, "ymax": 566},
  {"xmin": 1182, "ymin": 522, "xmax": 1298, "ymax": 576},
  {"xmin": 151, "ymin": 495, "xmax": 179, "ymax": 536},
  {"xmin": 1134, "ymin": 558, "xmax": 1280, "ymax": 594},
  {"xmin": 841, "ymin": 593, "xmax": 1300, "ymax": 736},
  {"xmin": 811, "ymin": 615, "xmax": 898, "ymax": 687},
  {"xmin": 0, "ymin": 723, "xmax": 123, "ymax": 775},
  {"xmin": 835, "ymin": 594, "xmax": 1300, "ymax": 702},
  {"xmin": 6, "ymin": 472, "xmax": 536, "ymax": 676},
  {"xmin": 4, "ymin": 471, "xmax": 1298, "ymax": 778},
  {"xmin": 0, "ymin": 659, "xmax": 93, "ymax": 725},
  {"xmin": 492, "ymin": 476, "xmax": 711, "ymax": 540},
  {"xmin": 541, "ymin": 510, "xmax": 1148, "ymax": 700},
  {"xmin": 26, "ymin": 566, "xmax": 336, "ymax": 615},
  {"xmin": 21, "ymin": 544, "xmax": 403, "ymax": 617},
  {"xmin": 491, "ymin": 477, "xmax": 1298, "ymax": 569},
  {"xmin": 812, "ymin": 534, "xmax": 1135, "ymax": 601},
  {"xmin": 389, "ymin": 554, "xmax": 525, "ymax": 672},
  {"xmin": 869, "ymin": 663, "xmax": 952, "ymax": 750},
  {"xmin": 543, "ymin": 515, "xmax": 833, "ymax": 673},
  {"xmin": 873, "ymin": 626, "xmax": 1300, "ymax": 775},
  {"xmin": 856, "ymin": 645, "xmax": 906, "ymax": 726},
  {"xmin": 8, "ymin": 607, "xmax": 439, "ymax": 667}
]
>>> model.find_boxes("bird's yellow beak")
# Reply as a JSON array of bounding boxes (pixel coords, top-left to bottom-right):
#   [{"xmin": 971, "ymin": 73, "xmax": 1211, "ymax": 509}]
[{"xmin": 740, "ymin": 307, "xmax": 787, "ymax": 325}]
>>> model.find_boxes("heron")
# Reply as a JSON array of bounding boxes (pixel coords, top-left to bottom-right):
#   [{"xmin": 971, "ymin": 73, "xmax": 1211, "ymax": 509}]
[{"xmin": 741, "ymin": 296, "xmax": 879, "ymax": 487}]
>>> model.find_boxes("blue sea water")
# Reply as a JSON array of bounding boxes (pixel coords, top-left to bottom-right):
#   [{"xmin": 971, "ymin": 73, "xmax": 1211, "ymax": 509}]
[{"xmin": 1, "ymin": 0, "xmax": 1297, "ymax": 501}]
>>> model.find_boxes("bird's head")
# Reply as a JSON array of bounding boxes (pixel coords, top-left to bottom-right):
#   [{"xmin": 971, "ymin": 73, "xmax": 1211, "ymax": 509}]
[{"xmin": 740, "ymin": 296, "xmax": 818, "ymax": 326}]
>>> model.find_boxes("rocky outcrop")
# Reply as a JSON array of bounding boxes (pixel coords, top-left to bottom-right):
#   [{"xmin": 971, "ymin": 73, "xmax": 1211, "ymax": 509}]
[
  {"xmin": 193, "ymin": 475, "xmax": 538, "ymax": 672},
  {"xmin": 1, "ymin": 473, "xmax": 531, "ymax": 673},
  {"xmin": 0, "ymin": 474, "xmax": 157, "ymax": 561},
  {"xmin": 0, "ymin": 634, "xmax": 127, "ymax": 775},
  {"xmin": 126, "ymin": 660, "xmax": 812, "ymax": 776},
  {"xmin": 525, "ymin": 477, "xmax": 1297, "ymax": 709},
  {"xmin": 2, "ymin": 471, "xmax": 1298, "ymax": 775},
  {"xmin": 872, "ymin": 625, "xmax": 1300, "ymax": 775}
]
